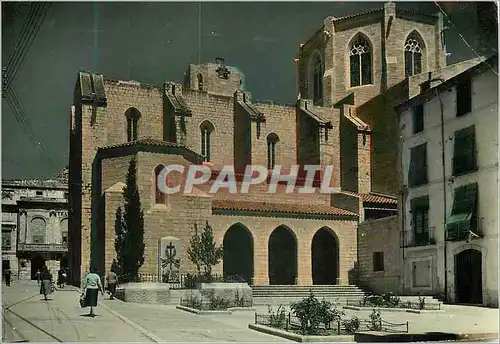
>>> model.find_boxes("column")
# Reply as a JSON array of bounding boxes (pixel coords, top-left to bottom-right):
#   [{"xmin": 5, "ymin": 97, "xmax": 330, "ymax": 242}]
[
  {"xmin": 297, "ymin": 239, "xmax": 312, "ymax": 286},
  {"xmin": 252, "ymin": 234, "xmax": 269, "ymax": 285}
]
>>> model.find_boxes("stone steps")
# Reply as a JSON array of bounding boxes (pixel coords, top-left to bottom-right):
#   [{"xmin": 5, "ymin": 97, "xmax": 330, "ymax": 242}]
[{"xmin": 250, "ymin": 285, "xmax": 366, "ymax": 306}]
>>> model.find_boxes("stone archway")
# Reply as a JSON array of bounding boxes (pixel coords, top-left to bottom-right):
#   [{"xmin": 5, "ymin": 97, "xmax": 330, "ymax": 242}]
[
  {"xmin": 223, "ymin": 223, "xmax": 254, "ymax": 283},
  {"xmin": 31, "ymin": 256, "xmax": 46, "ymax": 280},
  {"xmin": 312, "ymin": 227, "xmax": 339, "ymax": 285},
  {"xmin": 268, "ymin": 225, "xmax": 297, "ymax": 285},
  {"xmin": 455, "ymin": 249, "xmax": 482, "ymax": 304}
]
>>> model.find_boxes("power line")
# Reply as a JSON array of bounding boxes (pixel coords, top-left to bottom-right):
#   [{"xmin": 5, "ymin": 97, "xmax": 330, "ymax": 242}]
[
  {"xmin": 4, "ymin": 3, "xmax": 41, "ymax": 74},
  {"xmin": 5, "ymin": 3, "xmax": 51, "ymax": 89},
  {"xmin": 5, "ymin": 86, "xmax": 57, "ymax": 171},
  {"xmin": 434, "ymin": 1, "xmax": 499, "ymax": 76}
]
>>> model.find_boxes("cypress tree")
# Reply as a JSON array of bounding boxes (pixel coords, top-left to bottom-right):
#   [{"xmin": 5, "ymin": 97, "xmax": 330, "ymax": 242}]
[
  {"xmin": 114, "ymin": 206, "xmax": 126, "ymax": 276},
  {"xmin": 121, "ymin": 157, "xmax": 145, "ymax": 282}
]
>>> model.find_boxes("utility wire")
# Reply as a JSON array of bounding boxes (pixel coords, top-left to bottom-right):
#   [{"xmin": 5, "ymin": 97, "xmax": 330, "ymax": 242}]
[
  {"xmin": 434, "ymin": 1, "xmax": 499, "ymax": 76},
  {"xmin": 3, "ymin": 1, "xmax": 57, "ymax": 173},
  {"xmin": 6, "ymin": 3, "xmax": 51, "ymax": 89},
  {"xmin": 5, "ymin": 86, "xmax": 57, "ymax": 170},
  {"xmin": 4, "ymin": 3, "xmax": 41, "ymax": 75}
]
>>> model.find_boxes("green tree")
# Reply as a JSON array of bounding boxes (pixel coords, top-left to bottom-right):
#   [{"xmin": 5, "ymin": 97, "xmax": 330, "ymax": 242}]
[
  {"xmin": 114, "ymin": 206, "xmax": 126, "ymax": 275},
  {"xmin": 187, "ymin": 221, "xmax": 223, "ymax": 281},
  {"xmin": 187, "ymin": 223, "xmax": 202, "ymax": 275},
  {"xmin": 119, "ymin": 158, "xmax": 145, "ymax": 282}
]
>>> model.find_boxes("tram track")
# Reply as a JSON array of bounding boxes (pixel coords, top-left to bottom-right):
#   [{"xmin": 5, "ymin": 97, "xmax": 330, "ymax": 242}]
[{"xmin": 3, "ymin": 306, "xmax": 64, "ymax": 342}]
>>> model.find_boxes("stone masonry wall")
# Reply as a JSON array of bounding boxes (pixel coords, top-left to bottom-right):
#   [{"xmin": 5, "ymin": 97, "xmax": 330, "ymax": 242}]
[
  {"xmin": 210, "ymin": 215, "xmax": 358, "ymax": 286},
  {"xmin": 358, "ymin": 215, "xmax": 401, "ymax": 294}
]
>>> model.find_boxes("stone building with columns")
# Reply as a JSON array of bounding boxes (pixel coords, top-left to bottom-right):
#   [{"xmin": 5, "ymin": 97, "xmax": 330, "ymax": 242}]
[
  {"xmin": 2, "ymin": 177, "xmax": 68, "ymax": 280},
  {"xmin": 68, "ymin": 2, "xmax": 447, "ymax": 287}
]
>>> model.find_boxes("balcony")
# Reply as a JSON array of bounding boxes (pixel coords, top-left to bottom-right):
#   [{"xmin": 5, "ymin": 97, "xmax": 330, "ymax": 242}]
[
  {"xmin": 17, "ymin": 243, "xmax": 68, "ymax": 253},
  {"xmin": 2, "ymin": 212, "xmax": 17, "ymax": 224},
  {"xmin": 401, "ymin": 227, "xmax": 436, "ymax": 248}
]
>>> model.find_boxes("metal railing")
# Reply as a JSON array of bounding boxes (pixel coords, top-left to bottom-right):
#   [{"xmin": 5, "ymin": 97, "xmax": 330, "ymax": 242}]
[
  {"xmin": 180, "ymin": 297, "xmax": 252, "ymax": 310},
  {"xmin": 347, "ymin": 298, "xmax": 441, "ymax": 310},
  {"xmin": 400, "ymin": 227, "xmax": 436, "ymax": 248},
  {"xmin": 118, "ymin": 272, "xmax": 249, "ymax": 289},
  {"xmin": 254, "ymin": 312, "xmax": 409, "ymax": 334},
  {"xmin": 17, "ymin": 243, "xmax": 68, "ymax": 252}
]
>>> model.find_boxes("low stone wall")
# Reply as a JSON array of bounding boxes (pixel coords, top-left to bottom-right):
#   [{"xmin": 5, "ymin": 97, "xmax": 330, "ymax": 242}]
[
  {"xmin": 198, "ymin": 283, "xmax": 253, "ymax": 304},
  {"xmin": 248, "ymin": 323, "xmax": 354, "ymax": 342},
  {"xmin": 115, "ymin": 283, "xmax": 171, "ymax": 305}
]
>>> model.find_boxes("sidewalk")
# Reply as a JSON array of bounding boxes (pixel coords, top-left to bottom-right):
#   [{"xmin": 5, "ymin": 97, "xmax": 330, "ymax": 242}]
[{"xmin": 2, "ymin": 280, "xmax": 153, "ymax": 342}]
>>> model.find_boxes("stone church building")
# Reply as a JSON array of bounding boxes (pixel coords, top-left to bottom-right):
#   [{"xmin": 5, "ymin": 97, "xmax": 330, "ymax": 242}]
[{"xmin": 68, "ymin": 2, "xmax": 446, "ymax": 287}]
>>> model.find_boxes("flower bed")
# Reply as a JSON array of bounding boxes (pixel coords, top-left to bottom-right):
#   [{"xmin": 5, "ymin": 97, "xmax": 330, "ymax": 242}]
[
  {"xmin": 250, "ymin": 291, "xmax": 408, "ymax": 341},
  {"xmin": 347, "ymin": 293, "xmax": 441, "ymax": 311},
  {"xmin": 179, "ymin": 289, "xmax": 253, "ymax": 311}
]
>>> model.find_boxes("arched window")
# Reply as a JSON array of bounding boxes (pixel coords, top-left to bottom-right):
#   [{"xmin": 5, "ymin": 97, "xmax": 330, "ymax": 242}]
[
  {"xmin": 31, "ymin": 217, "xmax": 46, "ymax": 244},
  {"xmin": 310, "ymin": 54, "xmax": 323, "ymax": 105},
  {"xmin": 405, "ymin": 32, "xmax": 424, "ymax": 77},
  {"xmin": 197, "ymin": 73, "xmax": 204, "ymax": 91},
  {"xmin": 200, "ymin": 121, "xmax": 215, "ymax": 162},
  {"xmin": 267, "ymin": 133, "xmax": 279, "ymax": 170},
  {"xmin": 349, "ymin": 35, "xmax": 372, "ymax": 87},
  {"xmin": 125, "ymin": 108, "xmax": 141, "ymax": 142},
  {"xmin": 154, "ymin": 165, "xmax": 166, "ymax": 205}
]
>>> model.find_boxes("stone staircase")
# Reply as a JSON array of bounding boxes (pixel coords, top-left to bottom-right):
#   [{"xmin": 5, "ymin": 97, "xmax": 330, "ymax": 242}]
[{"xmin": 251, "ymin": 285, "xmax": 366, "ymax": 306}]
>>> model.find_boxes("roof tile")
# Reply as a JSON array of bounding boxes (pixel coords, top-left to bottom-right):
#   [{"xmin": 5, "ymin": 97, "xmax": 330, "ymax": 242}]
[{"xmin": 212, "ymin": 200, "xmax": 357, "ymax": 217}]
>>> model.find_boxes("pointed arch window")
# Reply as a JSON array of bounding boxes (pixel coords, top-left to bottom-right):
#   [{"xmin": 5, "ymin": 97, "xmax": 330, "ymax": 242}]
[
  {"xmin": 267, "ymin": 133, "xmax": 279, "ymax": 170},
  {"xmin": 349, "ymin": 36, "xmax": 372, "ymax": 87},
  {"xmin": 125, "ymin": 108, "xmax": 141, "ymax": 142},
  {"xmin": 200, "ymin": 120, "xmax": 215, "ymax": 162},
  {"xmin": 405, "ymin": 34, "xmax": 423, "ymax": 77},
  {"xmin": 154, "ymin": 165, "xmax": 166, "ymax": 205},
  {"xmin": 197, "ymin": 73, "xmax": 204, "ymax": 91},
  {"xmin": 312, "ymin": 54, "xmax": 323, "ymax": 105}
]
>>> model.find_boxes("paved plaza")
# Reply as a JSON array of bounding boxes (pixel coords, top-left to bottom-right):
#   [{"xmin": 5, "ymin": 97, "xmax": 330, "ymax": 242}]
[{"xmin": 2, "ymin": 281, "xmax": 499, "ymax": 342}]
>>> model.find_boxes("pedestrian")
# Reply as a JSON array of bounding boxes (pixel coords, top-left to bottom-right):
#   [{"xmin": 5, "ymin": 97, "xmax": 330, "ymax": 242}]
[
  {"xmin": 39, "ymin": 266, "xmax": 54, "ymax": 301},
  {"xmin": 81, "ymin": 266, "xmax": 104, "ymax": 317},
  {"xmin": 4, "ymin": 268, "xmax": 12, "ymax": 286},
  {"xmin": 57, "ymin": 268, "xmax": 65, "ymax": 288},
  {"xmin": 106, "ymin": 269, "xmax": 118, "ymax": 300},
  {"xmin": 35, "ymin": 269, "xmax": 41, "ymax": 284}
]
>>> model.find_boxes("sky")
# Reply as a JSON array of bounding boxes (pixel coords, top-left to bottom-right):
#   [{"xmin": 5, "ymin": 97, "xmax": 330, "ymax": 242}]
[{"xmin": 1, "ymin": 1, "xmax": 496, "ymax": 180}]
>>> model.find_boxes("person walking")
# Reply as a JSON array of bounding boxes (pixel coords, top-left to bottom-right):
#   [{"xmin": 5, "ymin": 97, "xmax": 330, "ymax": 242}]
[
  {"xmin": 81, "ymin": 266, "xmax": 104, "ymax": 317},
  {"xmin": 39, "ymin": 266, "xmax": 53, "ymax": 301},
  {"xmin": 57, "ymin": 268, "xmax": 66, "ymax": 288},
  {"xmin": 35, "ymin": 269, "xmax": 41, "ymax": 284},
  {"xmin": 4, "ymin": 268, "xmax": 12, "ymax": 286},
  {"xmin": 106, "ymin": 269, "xmax": 118, "ymax": 300}
]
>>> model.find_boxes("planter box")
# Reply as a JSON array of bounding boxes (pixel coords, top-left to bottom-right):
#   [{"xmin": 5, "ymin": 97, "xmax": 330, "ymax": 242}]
[
  {"xmin": 115, "ymin": 283, "xmax": 171, "ymax": 305},
  {"xmin": 248, "ymin": 323, "xmax": 354, "ymax": 342}
]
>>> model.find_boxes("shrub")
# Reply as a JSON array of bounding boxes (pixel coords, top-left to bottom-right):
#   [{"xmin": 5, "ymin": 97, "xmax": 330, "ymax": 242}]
[
  {"xmin": 318, "ymin": 299, "xmax": 344, "ymax": 329},
  {"xmin": 267, "ymin": 305, "xmax": 287, "ymax": 329},
  {"xmin": 418, "ymin": 295, "xmax": 425, "ymax": 310},
  {"xmin": 185, "ymin": 295, "xmax": 202, "ymax": 309},
  {"xmin": 206, "ymin": 290, "xmax": 229, "ymax": 310},
  {"xmin": 234, "ymin": 290, "xmax": 245, "ymax": 307},
  {"xmin": 382, "ymin": 292, "xmax": 400, "ymax": 308},
  {"xmin": 290, "ymin": 291, "xmax": 323, "ymax": 335},
  {"xmin": 342, "ymin": 316, "xmax": 360, "ymax": 334},
  {"xmin": 368, "ymin": 309, "xmax": 382, "ymax": 331}
]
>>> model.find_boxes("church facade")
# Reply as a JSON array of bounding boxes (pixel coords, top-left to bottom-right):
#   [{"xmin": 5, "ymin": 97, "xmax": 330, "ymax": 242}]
[{"xmin": 68, "ymin": 2, "xmax": 445, "ymax": 286}]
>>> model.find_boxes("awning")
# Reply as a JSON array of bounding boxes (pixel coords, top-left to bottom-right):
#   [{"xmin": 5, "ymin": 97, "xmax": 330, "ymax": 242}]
[{"xmin": 445, "ymin": 183, "xmax": 478, "ymax": 240}]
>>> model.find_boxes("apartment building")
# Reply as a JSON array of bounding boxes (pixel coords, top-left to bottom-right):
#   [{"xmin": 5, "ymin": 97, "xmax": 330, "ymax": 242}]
[{"xmin": 395, "ymin": 55, "xmax": 498, "ymax": 307}]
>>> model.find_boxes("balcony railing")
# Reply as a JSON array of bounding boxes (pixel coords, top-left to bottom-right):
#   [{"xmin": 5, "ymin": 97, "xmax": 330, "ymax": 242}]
[
  {"xmin": 401, "ymin": 227, "xmax": 436, "ymax": 248},
  {"xmin": 17, "ymin": 243, "xmax": 68, "ymax": 253}
]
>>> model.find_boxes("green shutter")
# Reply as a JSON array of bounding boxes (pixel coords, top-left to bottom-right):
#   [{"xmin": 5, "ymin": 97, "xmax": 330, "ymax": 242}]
[
  {"xmin": 408, "ymin": 143, "xmax": 427, "ymax": 186},
  {"xmin": 446, "ymin": 183, "xmax": 478, "ymax": 240},
  {"xmin": 453, "ymin": 126, "xmax": 476, "ymax": 175}
]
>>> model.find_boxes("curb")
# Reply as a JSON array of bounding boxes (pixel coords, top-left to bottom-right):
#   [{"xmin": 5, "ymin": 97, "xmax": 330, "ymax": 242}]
[
  {"xmin": 176, "ymin": 305, "xmax": 232, "ymax": 315},
  {"xmin": 248, "ymin": 323, "xmax": 355, "ymax": 342}
]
